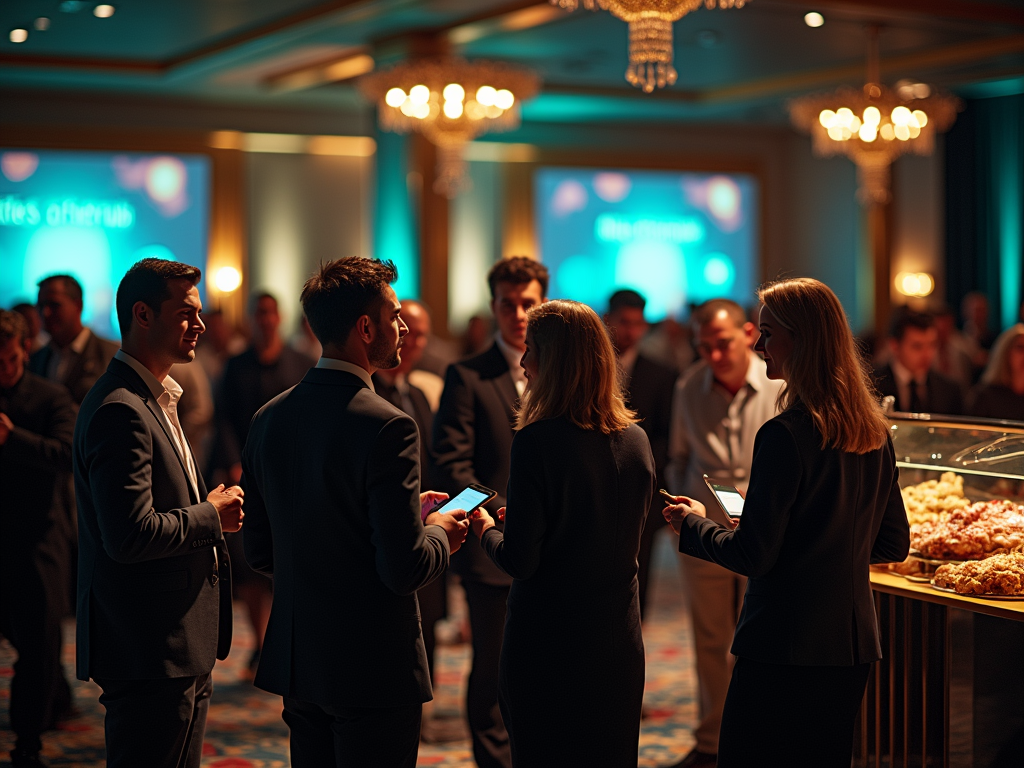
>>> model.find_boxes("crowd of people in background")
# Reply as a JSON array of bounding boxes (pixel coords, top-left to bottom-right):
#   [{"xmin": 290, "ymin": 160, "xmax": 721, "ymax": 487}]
[{"xmin": 2, "ymin": 260, "xmax": 1024, "ymax": 768}]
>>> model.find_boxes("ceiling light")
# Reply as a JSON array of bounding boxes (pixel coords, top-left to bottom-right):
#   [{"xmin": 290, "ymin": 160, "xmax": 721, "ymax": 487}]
[
  {"xmin": 94, "ymin": 4, "xmax": 115, "ymax": 18},
  {"xmin": 804, "ymin": 12, "xmax": 824, "ymax": 27},
  {"xmin": 34, "ymin": 17, "xmax": 51, "ymax": 31},
  {"xmin": 9, "ymin": 28, "xmax": 28, "ymax": 43}
]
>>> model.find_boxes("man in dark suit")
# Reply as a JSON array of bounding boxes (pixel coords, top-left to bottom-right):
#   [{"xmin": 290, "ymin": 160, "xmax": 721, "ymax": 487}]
[
  {"xmin": 241, "ymin": 258, "xmax": 469, "ymax": 768},
  {"xmin": 31, "ymin": 274, "xmax": 118, "ymax": 406},
  {"xmin": 875, "ymin": 308, "xmax": 964, "ymax": 416},
  {"xmin": 433, "ymin": 256, "xmax": 548, "ymax": 768},
  {"xmin": 604, "ymin": 289, "xmax": 677, "ymax": 619},
  {"xmin": 0, "ymin": 311, "xmax": 76, "ymax": 768},
  {"xmin": 74, "ymin": 259, "xmax": 244, "ymax": 768},
  {"xmin": 371, "ymin": 299, "xmax": 448, "ymax": 689}
]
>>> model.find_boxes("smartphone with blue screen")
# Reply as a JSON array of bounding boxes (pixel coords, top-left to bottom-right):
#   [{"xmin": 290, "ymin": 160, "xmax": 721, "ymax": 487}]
[{"xmin": 430, "ymin": 484, "xmax": 497, "ymax": 515}]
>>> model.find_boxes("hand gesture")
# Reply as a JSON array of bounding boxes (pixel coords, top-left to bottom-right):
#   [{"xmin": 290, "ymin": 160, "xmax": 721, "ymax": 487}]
[
  {"xmin": 424, "ymin": 509, "xmax": 470, "ymax": 554},
  {"xmin": 208, "ymin": 483, "xmax": 244, "ymax": 533},
  {"xmin": 420, "ymin": 490, "xmax": 449, "ymax": 522},
  {"xmin": 0, "ymin": 413, "xmax": 12, "ymax": 446},
  {"xmin": 660, "ymin": 493, "xmax": 707, "ymax": 535},
  {"xmin": 470, "ymin": 508, "xmax": 496, "ymax": 539}
]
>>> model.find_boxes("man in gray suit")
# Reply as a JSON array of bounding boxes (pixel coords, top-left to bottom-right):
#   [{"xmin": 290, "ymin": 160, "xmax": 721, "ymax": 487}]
[
  {"xmin": 242, "ymin": 257, "xmax": 469, "ymax": 768},
  {"xmin": 74, "ymin": 258, "xmax": 244, "ymax": 768}
]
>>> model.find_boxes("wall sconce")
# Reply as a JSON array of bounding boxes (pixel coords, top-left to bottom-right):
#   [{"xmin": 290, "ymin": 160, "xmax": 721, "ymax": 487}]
[
  {"xmin": 213, "ymin": 266, "xmax": 242, "ymax": 293},
  {"xmin": 895, "ymin": 271, "xmax": 934, "ymax": 298}
]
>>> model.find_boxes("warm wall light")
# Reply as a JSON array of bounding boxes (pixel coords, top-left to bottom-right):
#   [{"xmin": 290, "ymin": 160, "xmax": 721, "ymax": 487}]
[
  {"xmin": 214, "ymin": 266, "xmax": 242, "ymax": 293},
  {"xmin": 9, "ymin": 28, "xmax": 28, "ymax": 43},
  {"xmin": 804, "ymin": 12, "xmax": 824, "ymax": 27},
  {"xmin": 94, "ymin": 4, "xmax": 115, "ymax": 18},
  {"xmin": 895, "ymin": 272, "xmax": 935, "ymax": 298}
]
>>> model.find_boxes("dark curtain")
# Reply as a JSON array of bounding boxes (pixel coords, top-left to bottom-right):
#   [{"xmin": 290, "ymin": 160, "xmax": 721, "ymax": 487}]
[{"xmin": 944, "ymin": 93, "xmax": 1024, "ymax": 331}]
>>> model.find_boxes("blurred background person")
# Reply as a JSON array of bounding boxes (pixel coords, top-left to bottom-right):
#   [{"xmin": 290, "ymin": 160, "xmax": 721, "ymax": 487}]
[
  {"xmin": 30, "ymin": 275, "xmax": 118, "ymax": 406},
  {"xmin": 931, "ymin": 304, "xmax": 975, "ymax": 394},
  {"xmin": 961, "ymin": 291, "xmax": 998, "ymax": 358},
  {"xmin": 209, "ymin": 292, "xmax": 314, "ymax": 676},
  {"xmin": 470, "ymin": 300, "xmax": 654, "ymax": 768},
  {"xmin": 967, "ymin": 323, "xmax": 1024, "ymax": 421},
  {"xmin": 0, "ymin": 310, "xmax": 77, "ymax": 768},
  {"xmin": 433, "ymin": 256, "xmax": 548, "ymax": 768},
  {"xmin": 603, "ymin": 289, "xmax": 676, "ymax": 620},
  {"xmin": 11, "ymin": 304, "xmax": 48, "ymax": 355},
  {"xmin": 665, "ymin": 278, "xmax": 909, "ymax": 768},
  {"xmin": 664, "ymin": 298, "xmax": 783, "ymax": 768},
  {"xmin": 874, "ymin": 308, "xmax": 963, "ymax": 416},
  {"xmin": 639, "ymin": 316, "xmax": 696, "ymax": 374}
]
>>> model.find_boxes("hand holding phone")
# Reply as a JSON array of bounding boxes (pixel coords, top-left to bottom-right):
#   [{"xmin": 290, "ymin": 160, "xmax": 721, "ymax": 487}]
[
  {"xmin": 430, "ymin": 484, "xmax": 497, "ymax": 516},
  {"xmin": 703, "ymin": 474, "xmax": 744, "ymax": 521}
]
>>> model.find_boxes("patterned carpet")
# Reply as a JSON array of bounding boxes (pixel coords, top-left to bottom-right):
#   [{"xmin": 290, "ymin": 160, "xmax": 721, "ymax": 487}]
[{"xmin": 0, "ymin": 531, "xmax": 698, "ymax": 767}]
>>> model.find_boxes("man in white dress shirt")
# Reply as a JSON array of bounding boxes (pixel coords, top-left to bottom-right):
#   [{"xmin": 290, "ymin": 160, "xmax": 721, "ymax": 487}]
[{"xmin": 665, "ymin": 298, "xmax": 784, "ymax": 768}]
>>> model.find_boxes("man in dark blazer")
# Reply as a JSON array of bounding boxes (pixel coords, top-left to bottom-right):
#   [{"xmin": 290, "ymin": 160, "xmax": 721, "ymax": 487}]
[
  {"xmin": 604, "ymin": 289, "xmax": 677, "ymax": 618},
  {"xmin": 74, "ymin": 259, "xmax": 243, "ymax": 768},
  {"xmin": 875, "ymin": 308, "xmax": 964, "ymax": 416},
  {"xmin": 31, "ymin": 274, "xmax": 118, "ymax": 406},
  {"xmin": 241, "ymin": 258, "xmax": 469, "ymax": 768},
  {"xmin": 433, "ymin": 256, "xmax": 548, "ymax": 768},
  {"xmin": 0, "ymin": 311, "xmax": 76, "ymax": 768}
]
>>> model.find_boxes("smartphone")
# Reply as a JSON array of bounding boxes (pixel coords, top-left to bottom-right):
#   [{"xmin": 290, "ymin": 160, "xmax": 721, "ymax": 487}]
[
  {"xmin": 703, "ymin": 474, "xmax": 745, "ymax": 519},
  {"xmin": 431, "ymin": 484, "xmax": 497, "ymax": 515}
]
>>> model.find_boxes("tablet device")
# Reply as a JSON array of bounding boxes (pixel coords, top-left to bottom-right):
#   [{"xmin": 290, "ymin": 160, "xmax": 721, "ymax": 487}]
[
  {"xmin": 431, "ymin": 484, "xmax": 497, "ymax": 515},
  {"xmin": 702, "ymin": 474, "xmax": 745, "ymax": 519}
]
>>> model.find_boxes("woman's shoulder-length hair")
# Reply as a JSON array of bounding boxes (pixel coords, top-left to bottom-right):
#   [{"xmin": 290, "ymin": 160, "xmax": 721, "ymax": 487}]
[
  {"xmin": 516, "ymin": 300, "xmax": 638, "ymax": 435},
  {"xmin": 758, "ymin": 277, "xmax": 890, "ymax": 454},
  {"xmin": 982, "ymin": 323, "xmax": 1024, "ymax": 387}
]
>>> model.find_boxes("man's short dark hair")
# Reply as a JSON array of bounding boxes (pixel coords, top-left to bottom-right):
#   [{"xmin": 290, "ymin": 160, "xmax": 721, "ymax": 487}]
[
  {"xmin": 889, "ymin": 307, "xmax": 935, "ymax": 341},
  {"xmin": 487, "ymin": 256, "xmax": 549, "ymax": 300},
  {"xmin": 691, "ymin": 298, "xmax": 747, "ymax": 329},
  {"xmin": 38, "ymin": 274, "xmax": 83, "ymax": 305},
  {"xmin": 0, "ymin": 310, "xmax": 28, "ymax": 347},
  {"xmin": 300, "ymin": 257, "xmax": 398, "ymax": 347},
  {"xmin": 607, "ymin": 289, "xmax": 646, "ymax": 315},
  {"xmin": 116, "ymin": 259, "xmax": 202, "ymax": 338}
]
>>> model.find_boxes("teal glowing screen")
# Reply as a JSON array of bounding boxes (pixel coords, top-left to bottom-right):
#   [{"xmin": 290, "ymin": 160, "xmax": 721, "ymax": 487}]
[
  {"xmin": 535, "ymin": 168, "xmax": 758, "ymax": 320},
  {"xmin": 0, "ymin": 149, "xmax": 210, "ymax": 339}
]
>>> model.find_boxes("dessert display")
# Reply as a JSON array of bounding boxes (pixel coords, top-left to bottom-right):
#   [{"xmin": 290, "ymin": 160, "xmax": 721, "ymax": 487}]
[
  {"xmin": 931, "ymin": 550, "xmax": 1024, "ymax": 596},
  {"xmin": 910, "ymin": 499, "xmax": 1024, "ymax": 561},
  {"xmin": 900, "ymin": 472, "xmax": 970, "ymax": 525}
]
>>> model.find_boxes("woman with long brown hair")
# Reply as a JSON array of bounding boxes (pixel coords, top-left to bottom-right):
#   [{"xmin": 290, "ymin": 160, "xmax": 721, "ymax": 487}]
[
  {"xmin": 663, "ymin": 278, "xmax": 910, "ymax": 767},
  {"xmin": 968, "ymin": 323, "xmax": 1024, "ymax": 421},
  {"xmin": 470, "ymin": 299, "xmax": 655, "ymax": 767}
]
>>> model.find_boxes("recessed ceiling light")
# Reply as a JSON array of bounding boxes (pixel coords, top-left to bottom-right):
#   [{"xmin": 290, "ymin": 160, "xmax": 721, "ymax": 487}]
[
  {"xmin": 34, "ymin": 17, "xmax": 51, "ymax": 31},
  {"xmin": 804, "ymin": 12, "xmax": 824, "ymax": 27},
  {"xmin": 9, "ymin": 28, "xmax": 28, "ymax": 43},
  {"xmin": 94, "ymin": 4, "xmax": 115, "ymax": 18}
]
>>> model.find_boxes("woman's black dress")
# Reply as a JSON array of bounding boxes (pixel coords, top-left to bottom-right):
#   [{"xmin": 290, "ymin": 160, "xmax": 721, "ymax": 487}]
[{"xmin": 480, "ymin": 417, "xmax": 655, "ymax": 768}]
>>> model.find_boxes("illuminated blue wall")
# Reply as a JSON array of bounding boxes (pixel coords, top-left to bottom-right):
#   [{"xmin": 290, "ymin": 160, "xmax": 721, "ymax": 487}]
[
  {"xmin": 0, "ymin": 149, "xmax": 209, "ymax": 339},
  {"xmin": 373, "ymin": 130, "xmax": 419, "ymax": 299},
  {"xmin": 535, "ymin": 167, "xmax": 758, "ymax": 320}
]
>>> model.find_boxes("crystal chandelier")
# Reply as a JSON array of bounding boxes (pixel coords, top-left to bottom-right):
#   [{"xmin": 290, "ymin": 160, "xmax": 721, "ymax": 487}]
[
  {"xmin": 552, "ymin": 0, "xmax": 748, "ymax": 92},
  {"xmin": 359, "ymin": 57, "xmax": 539, "ymax": 197},
  {"xmin": 789, "ymin": 28, "xmax": 960, "ymax": 204}
]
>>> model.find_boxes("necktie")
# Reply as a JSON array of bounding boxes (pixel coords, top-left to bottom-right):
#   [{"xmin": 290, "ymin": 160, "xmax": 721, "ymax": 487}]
[{"xmin": 909, "ymin": 381, "xmax": 926, "ymax": 413}]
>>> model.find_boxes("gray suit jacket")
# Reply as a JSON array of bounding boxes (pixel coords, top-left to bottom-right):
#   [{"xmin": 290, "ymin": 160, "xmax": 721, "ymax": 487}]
[
  {"xmin": 242, "ymin": 367, "xmax": 450, "ymax": 708},
  {"xmin": 30, "ymin": 329, "xmax": 118, "ymax": 405},
  {"xmin": 74, "ymin": 358, "xmax": 231, "ymax": 681}
]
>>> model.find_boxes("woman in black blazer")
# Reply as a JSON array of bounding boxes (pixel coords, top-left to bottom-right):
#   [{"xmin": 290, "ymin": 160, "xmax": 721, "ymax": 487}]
[
  {"xmin": 664, "ymin": 278, "xmax": 910, "ymax": 768},
  {"xmin": 471, "ymin": 300, "xmax": 656, "ymax": 768}
]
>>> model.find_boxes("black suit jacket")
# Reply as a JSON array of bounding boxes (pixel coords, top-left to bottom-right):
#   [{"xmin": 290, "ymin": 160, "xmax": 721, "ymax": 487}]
[
  {"xmin": 241, "ymin": 367, "xmax": 450, "ymax": 708},
  {"xmin": 873, "ymin": 364, "xmax": 964, "ymax": 416},
  {"xmin": 679, "ymin": 405, "xmax": 910, "ymax": 666},
  {"xmin": 625, "ymin": 354, "xmax": 676, "ymax": 489},
  {"xmin": 0, "ymin": 371, "xmax": 76, "ymax": 611},
  {"xmin": 433, "ymin": 342, "xmax": 517, "ymax": 587},
  {"xmin": 30, "ymin": 329, "xmax": 119, "ymax": 405},
  {"xmin": 74, "ymin": 358, "xmax": 230, "ymax": 681}
]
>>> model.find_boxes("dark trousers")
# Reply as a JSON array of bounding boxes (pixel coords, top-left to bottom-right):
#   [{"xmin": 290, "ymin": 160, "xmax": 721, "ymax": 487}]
[
  {"xmin": 463, "ymin": 580, "xmax": 512, "ymax": 768},
  {"xmin": 283, "ymin": 697, "xmax": 421, "ymax": 768},
  {"xmin": 718, "ymin": 656, "xmax": 871, "ymax": 768},
  {"xmin": 96, "ymin": 672, "xmax": 213, "ymax": 768},
  {"xmin": 636, "ymin": 507, "xmax": 665, "ymax": 619},
  {"xmin": 418, "ymin": 573, "xmax": 448, "ymax": 684},
  {"xmin": 0, "ymin": 562, "xmax": 69, "ymax": 754}
]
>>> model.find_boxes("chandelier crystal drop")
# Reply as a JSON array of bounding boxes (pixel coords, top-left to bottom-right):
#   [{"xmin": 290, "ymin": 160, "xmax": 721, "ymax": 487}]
[
  {"xmin": 552, "ymin": 0, "xmax": 748, "ymax": 93},
  {"xmin": 359, "ymin": 57, "xmax": 540, "ymax": 197}
]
